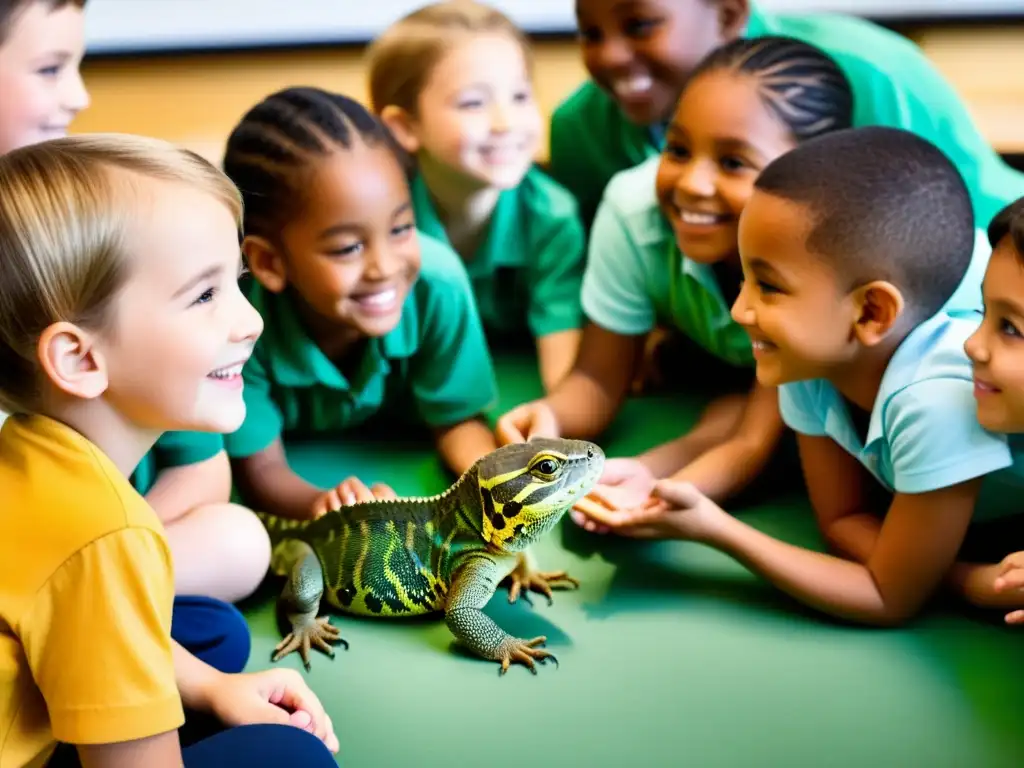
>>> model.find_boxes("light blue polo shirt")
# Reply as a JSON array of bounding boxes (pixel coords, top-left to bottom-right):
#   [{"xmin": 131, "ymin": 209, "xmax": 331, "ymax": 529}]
[
  {"xmin": 580, "ymin": 156, "xmax": 992, "ymax": 364},
  {"xmin": 779, "ymin": 310, "xmax": 1013, "ymax": 516}
]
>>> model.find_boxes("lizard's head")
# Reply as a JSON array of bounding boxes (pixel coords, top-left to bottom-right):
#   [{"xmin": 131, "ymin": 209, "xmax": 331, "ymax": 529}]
[{"xmin": 476, "ymin": 437, "xmax": 605, "ymax": 552}]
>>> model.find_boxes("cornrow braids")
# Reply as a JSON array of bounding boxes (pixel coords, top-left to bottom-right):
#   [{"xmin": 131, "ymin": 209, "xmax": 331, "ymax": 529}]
[
  {"xmin": 222, "ymin": 86, "xmax": 410, "ymax": 242},
  {"xmin": 691, "ymin": 35, "xmax": 854, "ymax": 143},
  {"xmin": 988, "ymin": 197, "xmax": 1024, "ymax": 259}
]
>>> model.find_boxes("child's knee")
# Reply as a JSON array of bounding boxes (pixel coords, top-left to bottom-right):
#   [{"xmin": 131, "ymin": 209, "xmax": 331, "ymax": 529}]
[
  {"xmin": 172, "ymin": 595, "xmax": 252, "ymax": 674},
  {"xmin": 202, "ymin": 502, "xmax": 272, "ymax": 577}
]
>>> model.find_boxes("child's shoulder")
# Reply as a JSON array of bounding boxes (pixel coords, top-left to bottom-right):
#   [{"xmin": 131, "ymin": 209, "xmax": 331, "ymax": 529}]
[
  {"xmin": 415, "ymin": 230, "xmax": 473, "ymax": 292},
  {"xmin": 765, "ymin": 12, "xmax": 936, "ymax": 82},
  {"xmin": 593, "ymin": 156, "xmax": 669, "ymax": 249},
  {"xmin": 882, "ymin": 310, "xmax": 980, "ymax": 395},
  {"xmin": 0, "ymin": 416, "xmax": 167, "ymax": 593},
  {"xmin": 551, "ymin": 79, "xmax": 619, "ymax": 128},
  {"xmin": 516, "ymin": 165, "xmax": 580, "ymax": 221}
]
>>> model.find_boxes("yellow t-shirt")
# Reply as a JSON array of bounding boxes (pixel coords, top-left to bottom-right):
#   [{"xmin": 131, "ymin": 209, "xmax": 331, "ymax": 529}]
[{"xmin": 0, "ymin": 414, "xmax": 184, "ymax": 768}]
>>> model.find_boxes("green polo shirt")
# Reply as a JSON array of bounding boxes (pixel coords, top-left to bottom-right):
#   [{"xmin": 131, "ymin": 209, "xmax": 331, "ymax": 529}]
[
  {"xmin": 223, "ymin": 232, "xmax": 499, "ymax": 459},
  {"xmin": 129, "ymin": 430, "xmax": 225, "ymax": 495},
  {"xmin": 580, "ymin": 156, "xmax": 996, "ymax": 368},
  {"xmin": 579, "ymin": 159, "xmax": 753, "ymax": 368},
  {"xmin": 410, "ymin": 167, "xmax": 586, "ymax": 339},
  {"xmin": 549, "ymin": 5, "xmax": 1024, "ymax": 230}
]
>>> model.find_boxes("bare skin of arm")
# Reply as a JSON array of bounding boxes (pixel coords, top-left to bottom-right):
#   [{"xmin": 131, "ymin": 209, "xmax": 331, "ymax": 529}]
[
  {"xmin": 643, "ymin": 381, "xmax": 785, "ymax": 503},
  {"xmin": 144, "ymin": 451, "xmax": 232, "ymax": 524},
  {"xmin": 78, "ymin": 731, "xmax": 183, "ymax": 768},
  {"xmin": 699, "ymin": 476, "xmax": 980, "ymax": 625},
  {"xmin": 497, "ymin": 323, "xmax": 645, "ymax": 443},
  {"xmin": 231, "ymin": 439, "xmax": 323, "ymax": 520},
  {"xmin": 536, "ymin": 329, "xmax": 582, "ymax": 394},
  {"xmin": 435, "ymin": 417, "xmax": 500, "ymax": 478}
]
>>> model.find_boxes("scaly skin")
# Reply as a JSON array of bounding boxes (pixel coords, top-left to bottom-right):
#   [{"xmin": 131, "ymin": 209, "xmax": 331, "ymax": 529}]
[{"xmin": 260, "ymin": 437, "xmax": 604, "ymax": 675}]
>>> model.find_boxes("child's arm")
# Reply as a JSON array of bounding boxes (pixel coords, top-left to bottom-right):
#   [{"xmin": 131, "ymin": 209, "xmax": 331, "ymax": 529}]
[
  {"xmin": 145, "ymin": 449, "xmax": 231, "ymax": 524},
  {"xmin": 435, "ymin": 418, "xmax": 499, "ymax": 478},
  {"xmin": 497, "ymin": 323, "xmax": 644, "ymax": 443},
  {"xmin": 653, "ymin": 381, "xmax": 784, "ymax": 503},
  {"xmin": 608, "ymin": 471, "xmax": 980, "ymax": 626},
  {"xmin": 536, "ymin": 329, "xmax": 582, "ymax": 393}
]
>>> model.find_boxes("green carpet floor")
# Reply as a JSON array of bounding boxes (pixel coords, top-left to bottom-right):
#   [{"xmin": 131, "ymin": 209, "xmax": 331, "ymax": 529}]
[{"xmin": 237, "ymin": 352, "xmax": 1024, "ymax": 767}]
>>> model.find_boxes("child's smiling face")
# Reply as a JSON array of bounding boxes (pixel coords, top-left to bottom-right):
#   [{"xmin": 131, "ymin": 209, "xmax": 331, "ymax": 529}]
[
  {"xmin": 574, "ymin": 0, "xmax": 742, "ymax": 126},
  {"xmin": 0, "ymin": 1, "xmax": 89, "ymax": 154},
  {"xmin": 965, "ymin": 240, "xmax": 1024, "ymax": 433},
  {"xmin": 397, "ymin": 31, "xmax": 542, "ymax": 191},
  {"xmin": 91, "ymin": 179, "xmax": 263, "ymax": 435},
  {"xmin": 730, "ymin": 190, "xmax": 862, "ymax": 387},
  {"xmin": 654, "ymin": 68, "xmax": 797, "ymax": 267},
  {"xmin": 261, "ymin": 143, "xmax": 422, "ymax": 342}
]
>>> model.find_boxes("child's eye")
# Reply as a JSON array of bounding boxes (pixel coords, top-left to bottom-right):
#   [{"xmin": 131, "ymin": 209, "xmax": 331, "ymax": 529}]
[
  {"xmin": 663, "ymin": 142, "xmax": 689, "ymax": 161},
  {"xmin": 513, "ymin": 89, "xmax": 532, "ymax": 104},
  {"xmin": 457, "ymin": 98, "xmax": 485, "ymax": 110},
  {"xmin": 577, "ymin": 27, "xmax": 602, "ymax": 45},
  {"xmin": 757, "ymin": 280, "xmax": 780, "ymax": 295},
  {"xmin": 623, "ymin": 17, "xmax": 661, "ymax": 38},
  {"xmin": 391, "ymin": 222, "xmax": 414, "ymax": 238},
  {"xmin": 999, "ymin": 318, "xmax": 1021, "ymax": 337},
  {"xmin": 192, "ymin": 287, "xmax": 216, "ymax": 306},
  {"xmin": 327, "ymin": 242, "xmax": 363, "ymax": 258},
  {"xmin": 36, "ymin": 65, "xmax": 61, "ymax": 77},
  {"xmin": 720, "ymin": 155, "xmax": 747, "ymax": 172}
]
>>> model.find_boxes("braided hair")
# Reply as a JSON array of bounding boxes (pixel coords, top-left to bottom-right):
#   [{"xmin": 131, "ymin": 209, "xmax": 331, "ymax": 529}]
[
  {"xmin": 222, "ymin": 86, "xmax": 410, "ymax": 242},
  {"xmin": 690, "ymin": 35, "xmax": 854, "ymax": 142}
]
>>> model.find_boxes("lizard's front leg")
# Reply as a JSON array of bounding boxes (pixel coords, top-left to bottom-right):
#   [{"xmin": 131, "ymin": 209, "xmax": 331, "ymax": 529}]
[
  {"xmin": 271, "ymin": 542, "xmax": 347, "ymax": 671},
  {"xmin": 446, "ymin": 556, "xmax": 557, "ymax": 676},
  {"xmin": 504, "ymin": 548, "xmax": 579, "ymax": 606}
]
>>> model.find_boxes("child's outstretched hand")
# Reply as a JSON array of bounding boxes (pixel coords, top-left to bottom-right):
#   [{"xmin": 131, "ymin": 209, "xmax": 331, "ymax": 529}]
[
  {"xmin": 311, "ymin": 476, "xmax": 398, "ymax": 519},
  {"xmin": 495, "ymin": 400, "xmax": 560, "ymax": 445},
  {"xmin": 207, "ymin": 667, "xmax": 339, "ymax": 754},
  {"xmin": 570, "ymin": 458, "xmax": 657, "ymax": 533},
  {"xmin": 573, "ymin": 479, "xmax": 724, "ymax": 541},
  {"xmin": 993, "ymin": 551, "xmax": 1024, "ymax": 624}
]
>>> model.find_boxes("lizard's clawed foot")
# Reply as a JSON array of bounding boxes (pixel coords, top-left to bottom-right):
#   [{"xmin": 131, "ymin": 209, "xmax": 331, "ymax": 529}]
[
  {"xmin": 272, "ymin": 615, "xmax": 347, "ymax": 672},
  {"xmin": 506, "ymin": 559, "xmax": 579, "ymax": 606},
  {"xmin": 496, "ymin": 636, "xmax": 557, "ymax": 676}
]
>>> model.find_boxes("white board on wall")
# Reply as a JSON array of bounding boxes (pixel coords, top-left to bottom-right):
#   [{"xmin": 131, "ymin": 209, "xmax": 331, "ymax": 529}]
[{"xmin": 83, "ymin": 0, "xmax": 1024, "ymax": 55}]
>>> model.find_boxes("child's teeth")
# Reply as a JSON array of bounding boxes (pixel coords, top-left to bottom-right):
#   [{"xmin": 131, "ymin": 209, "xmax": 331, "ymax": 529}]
[
  {"xmin": 361, "ymin": 289, "xmax": 396, "ymax": 307},
  {"xmin": 613, "ymin": 74, "xmax": 652, "ymax": 97},
  {"xmin": 209, "ymin": 364, "xmax": 243, "ymax": 379},
  {"xmin": 681, "ymin": 210, "xmax": 720, "ymax": 225}
]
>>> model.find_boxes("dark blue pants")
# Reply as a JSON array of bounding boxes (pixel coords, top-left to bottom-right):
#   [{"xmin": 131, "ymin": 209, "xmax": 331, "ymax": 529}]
[{"xmin": 49, "ymin": 596, "xmax": 336, "ymax": 766}]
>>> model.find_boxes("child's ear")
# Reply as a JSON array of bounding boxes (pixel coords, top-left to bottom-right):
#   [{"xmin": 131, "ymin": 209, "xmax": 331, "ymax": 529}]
[
  {"xmin": 379, "ymin": 105, "xmax": 422, "ymax": 155},
  {"xmin": 36, "ymin": 321, "xmax": 108, "ymax": 400},
  {"xmin": 242, "ymin": 235, "xmax": 287, "ymax": 294},
  {"xmin": 716, "ymin": 0, "xmax": 750, "ymax": 40},
  {"xmin": 852, "ymin": 280, "xmax": 904, "ymax": 346}
]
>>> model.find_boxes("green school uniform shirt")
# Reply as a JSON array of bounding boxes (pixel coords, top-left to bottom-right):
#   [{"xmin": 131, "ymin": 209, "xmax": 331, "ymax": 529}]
[
  {"xmin": 409, "ymin": 167, "xmax": 586, "ymax": 339},
  {"xmin": 223, "ymin": 232, "xmax": 499, "ymax": 459},
  {"xmin": 549, "ymin": 5, "xmax": 1024, "ymax": 230},
  {"xmin": 130, "ymin": 431, "xmax": 225, "ymax": 496}
]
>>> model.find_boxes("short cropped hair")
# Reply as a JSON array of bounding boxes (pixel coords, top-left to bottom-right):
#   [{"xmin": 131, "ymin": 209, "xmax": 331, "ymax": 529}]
[
  {"xmin": 0, "ymin": 132, "xmax": 242, "ymax": 415},
  {"xmin": 365, "ymin": 0, "xmax": 531, "ymax": 116},
  {"xmin": 754, "ymin": 125, "xmax": 975, "ymax": 320},
  {"xmin": 987, "ymin": 197, "xmax": 1024, "ymax": 262},
  {"xmin": 0, "ymin": 0, "xmax": 86, "ymax": 46}
]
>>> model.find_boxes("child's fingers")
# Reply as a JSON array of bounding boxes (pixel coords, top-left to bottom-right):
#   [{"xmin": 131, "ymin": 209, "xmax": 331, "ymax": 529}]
[
  {"xmin": 1005, "ymin": 609, "xmax": 1024, "ymax": 625},
  {"xmin": 998, "ymin": 552, "xmax": 1024, "ymax": 576},
  {"xmin": 371, "ymin": 482, "xmax": 398, "ymax": 500},
  {"xmin": 569, "ymin": 508, "xmax": 610, "ymax": 534},
  {"xmin": 571, "ymin": 495, "xmax": 622, "ymax": 527},
  {"xmin": 994, "ymin": 567, "xmax": 1024, "ymax": 593}
]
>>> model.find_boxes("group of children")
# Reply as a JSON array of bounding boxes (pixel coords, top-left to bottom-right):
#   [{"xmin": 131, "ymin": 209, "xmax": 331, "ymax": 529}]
[{"xmin": 3, "ymin": 0, "xmax": 1024, "ymax": 765}]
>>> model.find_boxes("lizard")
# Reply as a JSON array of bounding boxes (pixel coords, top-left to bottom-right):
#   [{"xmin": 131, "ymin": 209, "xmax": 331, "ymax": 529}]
[{"xmin": 257, "ymin": 437, "xmax": 604, "ymax": 676}]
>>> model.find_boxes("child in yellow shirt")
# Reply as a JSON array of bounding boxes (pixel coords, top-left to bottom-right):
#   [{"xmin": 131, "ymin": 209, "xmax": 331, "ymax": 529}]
[{"xmin": 0, "ymin": 135, "xmax": 338, "ymax": 767}]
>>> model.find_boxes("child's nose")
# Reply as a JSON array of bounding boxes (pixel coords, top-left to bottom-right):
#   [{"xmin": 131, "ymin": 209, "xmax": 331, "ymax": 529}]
[{"xmin": 677, "ymin": 161, "xmax": 715, "ymax": 199}]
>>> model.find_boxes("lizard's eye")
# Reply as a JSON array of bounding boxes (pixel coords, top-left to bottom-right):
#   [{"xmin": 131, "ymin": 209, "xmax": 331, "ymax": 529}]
[{"xmin": 531, "ymin": 458, "xmax": 561, "ymax": 478}]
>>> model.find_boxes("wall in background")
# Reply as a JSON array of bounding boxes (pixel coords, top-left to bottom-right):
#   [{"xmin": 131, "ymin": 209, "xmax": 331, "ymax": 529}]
[{"xmin": 71, "ymin": 25, "xmax": 1024, "ymax": 166}]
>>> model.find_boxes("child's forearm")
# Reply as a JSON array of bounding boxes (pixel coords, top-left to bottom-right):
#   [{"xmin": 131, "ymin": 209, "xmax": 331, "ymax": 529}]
[
  {"xmin": 537, "ymin": 329, "xmax": 582, "ymax": 393},
  {"xmin": 701, "ymin": 512, "xmax": 904, "ymax": 625},
  {"xmin": 436, "ymin": 418, "xmax": 499, "ymax": 477},
  {"xmin": 544, "ymin": 370, "xmax": 624, "ymax": 439},
  {"xmin": 945, "ymin": 562, "xmax": 1024, "ymax": 608},
  {"xmin": 145, "ymin": 452, "xmax": 233, "ymax": 525},
  {"xmin": 232, "ymin": 446, "xmax": 322, "ymax": 520},
  {"xmin": 823, "ymin": 513, "xmax": 882, "ymax": 564},
  {"xmin": 667, "ymin": 436, "xmax": 774, "ymax": 503}
]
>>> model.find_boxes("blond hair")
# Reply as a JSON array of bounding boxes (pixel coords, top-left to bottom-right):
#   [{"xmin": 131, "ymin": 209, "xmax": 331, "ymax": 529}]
[
  {"xmin": 366, "ymin": 0, "xmax": 533, "ymax": 115},
  {"xmin": 0, "ymin": 132, "xmax": 242, "ymax": 415}
]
